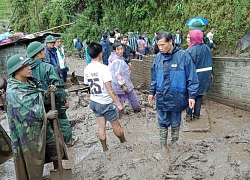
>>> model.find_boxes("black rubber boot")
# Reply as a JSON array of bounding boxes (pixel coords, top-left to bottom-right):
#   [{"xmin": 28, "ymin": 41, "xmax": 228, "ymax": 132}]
[
  {"xmin": 53, "ymin": 160, "xmax": 58, "ymax": 170},
  {"xmin": 100, "ymin": 138, "xmax": 108, "ymax": 152}
]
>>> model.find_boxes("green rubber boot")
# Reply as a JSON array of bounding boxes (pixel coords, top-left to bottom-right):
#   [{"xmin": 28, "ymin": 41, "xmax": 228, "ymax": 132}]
[
  {"xmin": 171, "ymin": 126, "xmax": 180, "ymax": 143},
  {"xmin": 160, "ymin": 127, "xmax": 168, "ymax": 148}
]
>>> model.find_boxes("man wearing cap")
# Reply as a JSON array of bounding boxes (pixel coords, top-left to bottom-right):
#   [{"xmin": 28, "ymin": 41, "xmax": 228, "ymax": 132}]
[
  {"xmin": 27, "ymin": 41, "xmax": 78, "ymax": 147},
  {"xmin": 189, "ymin": 21, "xmax": 211, "ymax": 48},
  {"xmin": 6, "ymin": 54, "xmax": 59, "ymax": 179},
  {"xmin": 44, "ymin": 35, "xmax": 61, "ymax": 75}
]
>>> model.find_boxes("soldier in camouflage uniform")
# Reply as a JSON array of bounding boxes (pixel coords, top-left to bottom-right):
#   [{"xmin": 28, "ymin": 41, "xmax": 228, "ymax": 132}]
[
  {"xmin": 6, "ymin": 54, "xmax": 59, "ymax": 180},
  {"xmin": 0, "ymin": 124, "xmax": 12, "ymax": 165},
  {"xmin": 0, "ymin": 77, "xmax": 12, "ymax": 165},
  {"xmin": 27, "ymin": 41, "xmax": 78, "ymax": 146}
]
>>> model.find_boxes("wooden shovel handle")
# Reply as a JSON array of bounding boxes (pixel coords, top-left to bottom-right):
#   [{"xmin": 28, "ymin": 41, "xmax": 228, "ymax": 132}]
[{"xmin": 51, "ymin": 91, "xmax": 63, "ymax": 172}]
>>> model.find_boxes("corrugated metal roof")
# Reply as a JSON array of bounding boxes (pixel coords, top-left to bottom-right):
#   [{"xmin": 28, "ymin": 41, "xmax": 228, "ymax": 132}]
[{"xmin": 0, "ymin": 31, "xmax": 63, "ymax": 48}]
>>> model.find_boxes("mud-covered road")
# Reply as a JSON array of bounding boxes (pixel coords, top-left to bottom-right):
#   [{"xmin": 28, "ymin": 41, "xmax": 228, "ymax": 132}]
[{"xmin": 1, "ymin": 57, "xmax": 250, "ymax": 180}]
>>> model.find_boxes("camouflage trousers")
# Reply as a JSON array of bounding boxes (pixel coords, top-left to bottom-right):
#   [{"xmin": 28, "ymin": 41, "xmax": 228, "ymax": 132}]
[
  {"xmin": 45, "ymin": 121, "xmax": 66, "ymax": 163},
  {"xmin": 46, "ymin": 103, "xmax": 72, "ymax": 144},
  {"xmin": 58, "ymin": 112, "xmax": 72, "ymax": 144},
  {"xmin": 0, "ymin": 124, "xmax": 12, "ymax": 164},
  {"xmin": 46, "ymin": 122, "xmax": 57, "ymax": 161}
]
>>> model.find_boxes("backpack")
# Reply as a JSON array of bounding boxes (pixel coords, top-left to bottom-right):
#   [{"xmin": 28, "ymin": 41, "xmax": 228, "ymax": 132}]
[{"xmin": 203, "ymin": 35, "xmax": 212, "ymax": 48}]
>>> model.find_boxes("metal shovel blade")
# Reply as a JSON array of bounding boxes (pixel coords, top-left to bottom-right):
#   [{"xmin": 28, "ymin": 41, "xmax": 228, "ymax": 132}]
[{"xmin": 50, "ymin": 168, "xmax": 72, "ymax": 180}]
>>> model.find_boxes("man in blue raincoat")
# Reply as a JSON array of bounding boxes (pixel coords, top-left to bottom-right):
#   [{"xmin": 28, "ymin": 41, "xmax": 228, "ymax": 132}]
[
  {"xmin": 186, "ymin": 30, "xmax": 213, "ymax": 120},
  {"xmin": 148, "ymin": 31, "xmax": 199, "ymax": 149}
]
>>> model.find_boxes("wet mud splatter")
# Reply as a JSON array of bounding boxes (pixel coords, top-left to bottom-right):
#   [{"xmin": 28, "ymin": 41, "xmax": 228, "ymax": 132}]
[{"xmin": 1, "ymin": 57, "xmax": 250, "ymax": 180}]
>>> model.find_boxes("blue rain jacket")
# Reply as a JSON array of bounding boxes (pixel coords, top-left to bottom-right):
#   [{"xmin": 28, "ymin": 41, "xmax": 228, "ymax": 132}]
[
  {"xmin": 149, "ymin": 46, "xmax": 199, "ymax": 111},
  {"xmin": 186, "ymin": 44, "xmax": 213, "ymax": 95},
  {"xmin": 44, "ymin": 46, "xmax": 60, "ymax": 69}
]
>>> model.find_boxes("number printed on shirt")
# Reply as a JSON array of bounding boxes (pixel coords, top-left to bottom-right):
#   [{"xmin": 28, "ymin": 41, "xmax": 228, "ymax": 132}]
[{"xmin": 88, "ymin": 78, "xmax": 102, "ymax": 94}]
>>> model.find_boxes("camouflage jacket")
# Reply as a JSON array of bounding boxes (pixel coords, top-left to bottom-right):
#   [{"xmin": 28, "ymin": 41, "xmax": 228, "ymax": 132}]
[
  {"xmin": 0, "ymin": 124, "xmax": 12, "ymax": 164},
  {"xmin": 29, "ymin": 59, "xmax": 67, "ymax": 103},
  {"xmin": 6, "ymin": 77, "xmax": 47, "ymax": 155}
]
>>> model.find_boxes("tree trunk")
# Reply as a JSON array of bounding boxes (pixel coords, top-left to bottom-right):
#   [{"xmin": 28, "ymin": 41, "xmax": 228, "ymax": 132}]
[{"xmin": 34, "ymin": 0, "xmax": 41, "ymax": 31}]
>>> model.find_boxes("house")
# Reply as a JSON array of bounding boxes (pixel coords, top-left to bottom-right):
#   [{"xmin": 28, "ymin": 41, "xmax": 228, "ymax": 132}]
[{"xmin": 0, "ymin": 31, "xmax": 62, "ymax": 79}]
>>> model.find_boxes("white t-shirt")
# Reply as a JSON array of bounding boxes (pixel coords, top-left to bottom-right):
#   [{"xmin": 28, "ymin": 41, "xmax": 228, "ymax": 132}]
[
  {"xmin": 206, "ymin": 32, "xmax": 214, "ymax": 43},
  {"xmin": 84, "ymin": 62, "xmax": 113, "ymax": 104},
  {"xmin": 56, "ymin": 46, "xmax": 66, "ymax": 69}
]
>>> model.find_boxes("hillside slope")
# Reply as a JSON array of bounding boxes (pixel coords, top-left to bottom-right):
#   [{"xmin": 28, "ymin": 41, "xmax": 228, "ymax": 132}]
[{"xmin": 5, "ymin": 0, "xmax": 250, "ymax": 54}]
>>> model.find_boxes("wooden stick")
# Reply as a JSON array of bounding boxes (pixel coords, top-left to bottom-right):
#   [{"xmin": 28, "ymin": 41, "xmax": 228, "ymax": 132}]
[{"xmin": 34, "ymin": 22, "xmax": 76, "ymax": 34}]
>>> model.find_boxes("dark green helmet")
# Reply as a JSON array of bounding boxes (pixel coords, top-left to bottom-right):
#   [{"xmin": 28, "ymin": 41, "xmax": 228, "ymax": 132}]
[
  {"xmin": 7, "ymin": 54, "xmax": 31, "ymax": 76},
  {"xmin": 27, "ymin": 41, "xmax": 44, "ymax": 58},
  {"xmin": 44, "ymin": 35, "xmax": 56, "ymax": 43},
  {"xmin": 189, "ymin": 21, "xmax": 204, "ymax": 31}
]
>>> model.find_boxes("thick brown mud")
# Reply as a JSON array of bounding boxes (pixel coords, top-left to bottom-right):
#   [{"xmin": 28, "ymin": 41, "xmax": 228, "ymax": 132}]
[{"xmin": 1, "ymin": 57, "xmax": 250, "ymax": 180}]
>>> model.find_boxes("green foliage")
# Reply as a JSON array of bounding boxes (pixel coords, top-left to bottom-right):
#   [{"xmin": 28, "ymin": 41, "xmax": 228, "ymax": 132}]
[
  {"xmin": 8, "ymin": 0, "xmax": 73, "ymax": 33},
  {"xmin": 0, "ymin": 0, "xmax": 11, "ymax": 20},
  {"xmin": 6, "ymin": 0, "xmax": 250, "ymax": 53}
]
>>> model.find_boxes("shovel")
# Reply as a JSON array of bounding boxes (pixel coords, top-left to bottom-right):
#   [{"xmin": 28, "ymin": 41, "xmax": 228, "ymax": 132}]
[{"xmin": 50, "ymin": 91, "xmax": 72, "ymax": 180}]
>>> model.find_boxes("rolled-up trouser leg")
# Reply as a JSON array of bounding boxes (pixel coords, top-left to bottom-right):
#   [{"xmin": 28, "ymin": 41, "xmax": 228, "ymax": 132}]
[{"xmin": 127, "ymin": 90, "xmax": 141, "ymax": 112}]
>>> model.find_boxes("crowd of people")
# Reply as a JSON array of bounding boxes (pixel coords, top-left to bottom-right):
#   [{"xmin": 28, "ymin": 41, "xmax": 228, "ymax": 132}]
[
  {"xmin": 76, "ymin": 24, "xmax": 216, "ymax": 66},
  {"xmin": 83, "ymin": 21, "xmax": 213, "ymax": 149},
  {"xmin": 75, "ymin": 29, "xmax": 159, "ymax": 66},
  {"xmin": 1, "ymin": 35, "xmax": 78, "ymax": 180},
  {"xmin": 0, "ymin": 20, "xmax": 214, "ymax": 179}
]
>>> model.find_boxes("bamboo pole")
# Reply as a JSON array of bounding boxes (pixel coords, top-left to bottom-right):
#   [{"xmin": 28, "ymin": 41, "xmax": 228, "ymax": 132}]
[{"xmin": 34, "ymin": 22, "xmax": 76, "ymax": 34}]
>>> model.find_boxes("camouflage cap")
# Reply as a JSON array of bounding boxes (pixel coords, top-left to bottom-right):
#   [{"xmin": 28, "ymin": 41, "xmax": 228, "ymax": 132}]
[
  {"xmin": 27, "ymin": 41, "xmax": 45, "ymax": 58},
  {"xmin": 44, "ymin": 35, "xmax": 56, "ymax": 43},
  {"xmin": 7, "ymin": 54, "xmax": 31, "ymax": 76}
]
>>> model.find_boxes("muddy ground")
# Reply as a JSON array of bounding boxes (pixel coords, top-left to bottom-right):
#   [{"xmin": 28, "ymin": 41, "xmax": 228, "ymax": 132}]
[{"xmin": 1, "ymin": 57, "xmax": 250, "ymax": 180}]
